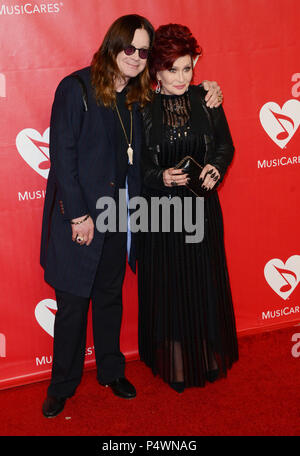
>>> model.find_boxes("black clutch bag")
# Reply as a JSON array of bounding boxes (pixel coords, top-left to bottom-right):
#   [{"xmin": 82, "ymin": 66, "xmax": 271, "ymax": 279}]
[{"xmin": 174, "ymin": 155, "xmax": 206, "ymax": 197}]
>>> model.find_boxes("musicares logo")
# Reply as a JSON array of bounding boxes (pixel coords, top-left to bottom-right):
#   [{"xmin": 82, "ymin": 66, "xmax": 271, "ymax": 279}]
[
  {"xmin": 259, "ymin": 100, "xmax": 300, "ymax": 149},
  {"xmin": 264, "ymin": 255, "xmax": 300, "ymax": 300},
  {"xmin": 16, "ymin": 128, "xmax": 50, "ymax": 179},
  {"xmin": 35, "ymin": 299, "xmax": 57, "ymax": 337},
  {"xmin": 0, "ymin": 2, "xmax": 63, "ymax": 16}
]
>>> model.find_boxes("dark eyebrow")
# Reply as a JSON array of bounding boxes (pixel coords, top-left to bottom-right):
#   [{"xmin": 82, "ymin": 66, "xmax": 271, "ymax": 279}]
[
  {"xmin": 170, "ymin": 65, "xmax": 192, "ymax": 70},
  {"xmin": 131, "ymin": 44, "xmax": 150, "ymax": 50}
]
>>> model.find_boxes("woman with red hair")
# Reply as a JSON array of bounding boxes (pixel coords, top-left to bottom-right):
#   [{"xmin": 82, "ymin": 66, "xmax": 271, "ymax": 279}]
[{"xmin": 138, "ymin": 24, "xmax": 238, "ymax": 393}]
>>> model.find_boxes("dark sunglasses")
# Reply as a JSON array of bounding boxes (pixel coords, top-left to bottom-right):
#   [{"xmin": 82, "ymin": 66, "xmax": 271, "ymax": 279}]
[{"xmin": 124, "ymin": 45, "xmax": 149, "ymax": 60}]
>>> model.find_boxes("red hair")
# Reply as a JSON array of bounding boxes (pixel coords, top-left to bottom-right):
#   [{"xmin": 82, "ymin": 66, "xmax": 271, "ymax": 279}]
[{"xmin": 149, "ymin": 23, "xmax": 202, "ymax": 83}]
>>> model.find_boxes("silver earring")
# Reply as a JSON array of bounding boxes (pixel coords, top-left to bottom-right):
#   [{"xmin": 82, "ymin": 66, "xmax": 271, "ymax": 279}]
[{"xmin": 155, "ymin": 80, "xmax": 161, "ymax": 94}]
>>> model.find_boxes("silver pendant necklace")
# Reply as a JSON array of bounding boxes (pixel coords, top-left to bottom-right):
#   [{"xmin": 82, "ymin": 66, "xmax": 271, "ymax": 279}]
[{"xmin": 115, "ymin": 103, "xmax": 133, "ymax": 165}]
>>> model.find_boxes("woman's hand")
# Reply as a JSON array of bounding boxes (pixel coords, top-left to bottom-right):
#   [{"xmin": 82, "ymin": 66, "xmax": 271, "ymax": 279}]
[
  {"xmin": 199, "ymin": 164, "xmax": 220, "ymax": 191},
  {"xmin": 163, "ymin": 168, "xmax": 190, "ymax": 187},
  {"xmin": 71, "ymin": 215, "xmax": 94, "ymax": 246},
  {"xmin": 202, "ymin": 80, "xmax": 223, "ymax": 108}
]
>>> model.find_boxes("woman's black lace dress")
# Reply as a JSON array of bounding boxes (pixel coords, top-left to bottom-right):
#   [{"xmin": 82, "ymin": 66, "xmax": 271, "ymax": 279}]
[{"xmin": 138, "ymin": 90, "xmax": 238, "ymax": 389}]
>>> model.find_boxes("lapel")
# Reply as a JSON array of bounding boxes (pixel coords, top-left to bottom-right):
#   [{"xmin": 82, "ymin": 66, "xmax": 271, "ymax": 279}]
[
  {"xmin": 84, "ymin": 67, "xmax": 118, "ymax": 156},
  {"xmin": 189, "ymin": 85, "xmax": 211, "ymax": 135},
  {"xmin": 96, "ymin": 102, "xmax": 117, "ymax": 154},
  {"xmin": 132, "ymin": 102, "xmax": 140, "ymax": 155},
  {"xmin": 130, "ymin": 102, "xmax": 143, "ymax": 177},
  {"xmin": 150, "ymin": 94, "xmax": 163, "ymax": 146}
]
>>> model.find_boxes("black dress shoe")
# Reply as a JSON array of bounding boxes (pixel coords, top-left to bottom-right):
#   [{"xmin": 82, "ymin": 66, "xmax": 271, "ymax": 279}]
[
  {"xmin": 102, "ymin": 377, "xmax": 136, "ymax": 399},
  {"xmin": 170, "ymin": 382, "xmax": 185, "ymax": 393},
  {"xmin": 42, "ymin": 395, "xmax": 66, "ymax": 418},
  {"xmin": 207, "ymin": 369, "xmax": 219, "ymax": 383}
]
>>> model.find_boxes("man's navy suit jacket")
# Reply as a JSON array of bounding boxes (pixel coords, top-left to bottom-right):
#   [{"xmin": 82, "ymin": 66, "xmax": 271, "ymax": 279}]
[{"xmin": 40, "ymin": 67, "xmax": 142, "ymax": 297}]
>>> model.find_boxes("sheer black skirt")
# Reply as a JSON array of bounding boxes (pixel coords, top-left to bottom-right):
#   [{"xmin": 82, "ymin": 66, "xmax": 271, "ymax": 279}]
[{"xmin": 138, "ymin": 189, "xmax": 239, "ymax": 388}]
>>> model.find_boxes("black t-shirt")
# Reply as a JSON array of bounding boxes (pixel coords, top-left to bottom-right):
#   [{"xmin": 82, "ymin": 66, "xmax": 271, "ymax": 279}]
[{"xmin": 114, "ymin": 88, "xmax": 130, "ymax": 190}]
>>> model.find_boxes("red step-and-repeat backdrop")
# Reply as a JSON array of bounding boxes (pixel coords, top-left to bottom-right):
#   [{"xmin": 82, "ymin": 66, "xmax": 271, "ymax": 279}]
[{"xmin": 1, "ymin": 0, "xmax": 300, "ymax": 390}]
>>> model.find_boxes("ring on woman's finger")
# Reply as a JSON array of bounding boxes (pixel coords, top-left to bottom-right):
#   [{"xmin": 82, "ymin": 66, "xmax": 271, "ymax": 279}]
[
  {"xmin": 217, "ymin": 95, "xmax": 223, "ymax": 102},
  {"xmin": 76, "ymin": 236, "xmax": 83, "ymax": 243},
  {"xmin": 171, "ymin": 181, "xmax": 177, "ymax": 186}
]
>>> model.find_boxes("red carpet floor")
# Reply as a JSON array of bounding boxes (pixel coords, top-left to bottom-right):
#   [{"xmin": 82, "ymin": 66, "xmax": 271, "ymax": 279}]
[{"xmin": 0, "ymin": 326, "xmax": 299, "ymax": 437}]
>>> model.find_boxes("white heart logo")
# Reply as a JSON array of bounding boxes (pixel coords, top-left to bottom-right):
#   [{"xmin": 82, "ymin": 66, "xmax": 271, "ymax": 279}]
[
  {"xmin": 259, "ymin": 100, "xmax": 300, "ymax": 149},
  {"xmin": 16, "ymin": 128, "xmax": 50, "ymax": 179},
  {"xmin": 35, "ymin": 299, "xmax": 57, "ymax": 337},
  {"xmin": 264, "ymin": 255, "xmax": 300, "ymax": 300}
]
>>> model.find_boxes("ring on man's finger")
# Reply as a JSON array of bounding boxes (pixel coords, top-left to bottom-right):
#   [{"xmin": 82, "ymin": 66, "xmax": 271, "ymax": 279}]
[{"xmin": 76, "ymin": 236, "xmax": 83, "ymax": 243}]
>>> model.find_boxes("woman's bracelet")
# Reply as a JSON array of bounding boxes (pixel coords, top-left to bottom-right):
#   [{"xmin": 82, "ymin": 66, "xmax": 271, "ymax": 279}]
[{"xmin": 70, "ymin": 214, "xmax": 90, "ymax": 225}]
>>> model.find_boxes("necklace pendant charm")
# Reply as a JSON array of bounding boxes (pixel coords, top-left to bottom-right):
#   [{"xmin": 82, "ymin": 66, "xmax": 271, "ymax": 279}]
[{"xmin": 127, "ymin": 145, "xmax": 133, "ymax": 165}]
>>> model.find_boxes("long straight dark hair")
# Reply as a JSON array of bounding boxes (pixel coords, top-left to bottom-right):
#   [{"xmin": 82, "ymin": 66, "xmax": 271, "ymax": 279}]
[{"xmin": 91, "ymin": 14, "xmax": 155, "ymax": 109}]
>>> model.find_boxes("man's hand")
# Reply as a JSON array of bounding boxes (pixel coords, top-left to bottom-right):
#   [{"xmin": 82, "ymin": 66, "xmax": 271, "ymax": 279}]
[
  {"xmin": 71, "ymin": 215, "xmax": 94, "ymax": 246},
  {"xmin": 202, "ymin": 80, "xmax": 223, "ymax": 108}
]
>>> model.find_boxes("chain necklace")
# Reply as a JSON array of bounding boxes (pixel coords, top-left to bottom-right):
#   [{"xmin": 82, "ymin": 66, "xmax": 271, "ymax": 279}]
[{"xmin": 114, "ymin": 103, "xmax": 133, "ymax": 165}]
